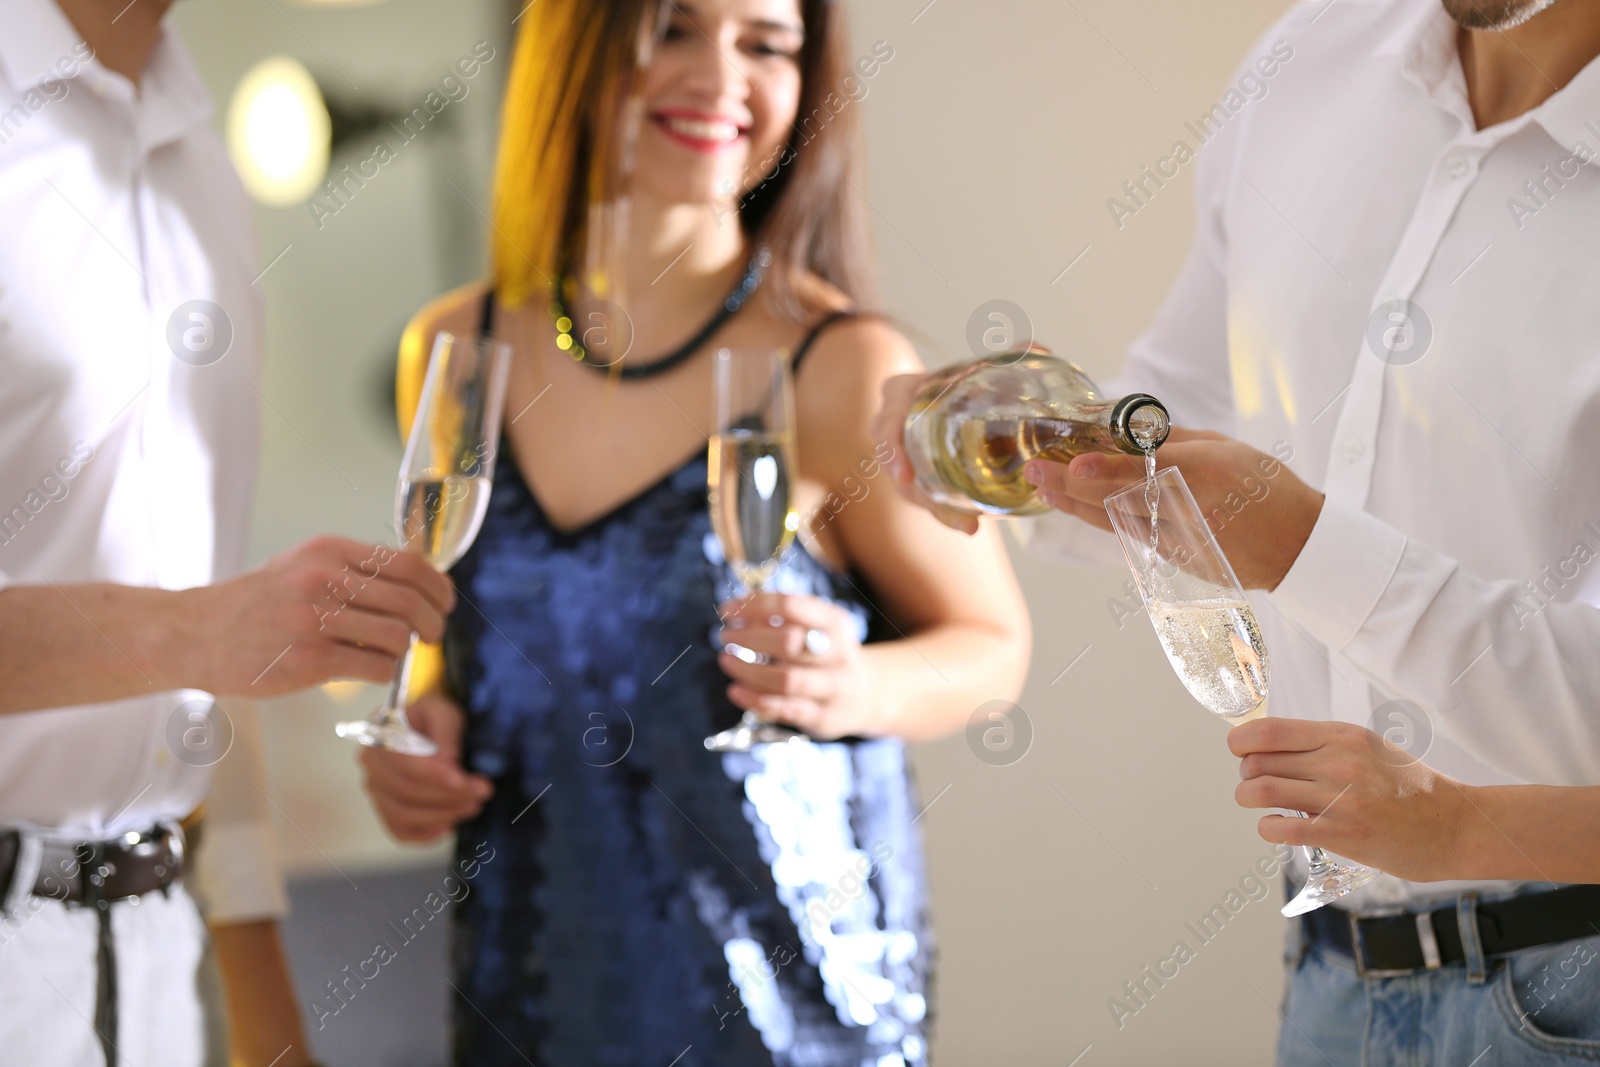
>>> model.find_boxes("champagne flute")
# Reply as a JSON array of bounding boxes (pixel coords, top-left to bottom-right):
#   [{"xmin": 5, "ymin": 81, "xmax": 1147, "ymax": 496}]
[
  {"xmin": 704, "ymin": 348, "xmax": 804, "ymax": 752},
  {"xmin": 1105, "ymin": 466, "xmax": 1379, "ymax": 917},
  {"xmin": 337, "ymin": 330, "xmax": 511, "ymax": 756}
]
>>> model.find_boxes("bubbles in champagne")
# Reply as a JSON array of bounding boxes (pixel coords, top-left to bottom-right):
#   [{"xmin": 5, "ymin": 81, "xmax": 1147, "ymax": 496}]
[
  {"xmin": 1147, "ymin": 598, "xmax": 1269, "ymax": 719},
  {"xmin": 396, "ymin": 475, "xmax": 492, "ymax": 569}
]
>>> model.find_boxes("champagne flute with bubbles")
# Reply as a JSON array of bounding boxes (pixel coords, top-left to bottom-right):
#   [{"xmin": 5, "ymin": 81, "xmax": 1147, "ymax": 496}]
[
  {"xmin": 704, "ymin": 348, "xmax": 804, "ymax": 752},
  {"xmin": 337, "ymin": 331, "xmax": 511, "ymax": 756},
  {"xmin": 1106, "ymin": 466, "xmax": 1379, "ymax": 916}
]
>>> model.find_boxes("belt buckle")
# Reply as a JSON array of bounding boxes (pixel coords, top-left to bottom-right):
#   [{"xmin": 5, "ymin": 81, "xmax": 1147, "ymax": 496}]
[{"xmin": 1349, "ymin": 907, "xmax": 1418, "ymax": 979}]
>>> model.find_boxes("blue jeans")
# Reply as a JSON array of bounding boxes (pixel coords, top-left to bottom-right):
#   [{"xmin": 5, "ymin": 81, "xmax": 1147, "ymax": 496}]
[{"xmin": 1278, "ymin": 896, "xmax": 1600, "ymax": 1066}]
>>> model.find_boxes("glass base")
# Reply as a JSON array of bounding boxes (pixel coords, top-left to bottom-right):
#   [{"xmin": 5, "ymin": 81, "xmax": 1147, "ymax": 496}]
[
  {"xmin": 704, "ymin": 713, "xmax": 803, "ymax": 752},
  {"xmin": 1281, "ymin": 862, "xmax": 1381, "ymax": 917},
  {"xmin": 335, "ymin": 717, "xmax": 439, "ymax": 757}
]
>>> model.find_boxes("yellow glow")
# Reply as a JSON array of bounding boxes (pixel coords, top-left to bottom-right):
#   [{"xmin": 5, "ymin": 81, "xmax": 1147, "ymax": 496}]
[
  {"xmin": 226, "ymin": 57, "xmax": 330, "ymax": 207},
  {"xmin": 320, "ymin": 680, "xmax": 366, "ymax": 704},
  {"xmin": 1269, "ymin": 348, "xmax": 1298, "ymax": 426},
  {"xmin": 1227, "ymin": 316, "xmax": 1266, "ymax": 419}
]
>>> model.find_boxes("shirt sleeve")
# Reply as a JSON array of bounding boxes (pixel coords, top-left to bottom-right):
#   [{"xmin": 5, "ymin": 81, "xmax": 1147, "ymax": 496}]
[
  {"xmin": 189, "ymin": 698, "xmax": 289, "ymax": 924},
  {"xmin": 1272, "ymin": 497, "xmax": 1600, "ymax": 785}
]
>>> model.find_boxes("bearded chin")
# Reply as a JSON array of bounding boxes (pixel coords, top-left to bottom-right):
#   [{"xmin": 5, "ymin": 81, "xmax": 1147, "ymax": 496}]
[{"xmin": 1442, "ymin": 0, "xmax": 1562, "ymax": 30}]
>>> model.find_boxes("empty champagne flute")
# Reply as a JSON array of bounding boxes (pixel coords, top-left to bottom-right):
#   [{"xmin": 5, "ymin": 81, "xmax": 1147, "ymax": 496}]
[
  {"xmin": 1105, "ymin": 466, "xmax": 1379, "ymax": 917},
  {"xmin": 704, "ymin": 348, "xmax": 803, "ymax": 752},
  {"xmin": 337, "ymin": 330, "xmax": 511, "ymax": 756}
]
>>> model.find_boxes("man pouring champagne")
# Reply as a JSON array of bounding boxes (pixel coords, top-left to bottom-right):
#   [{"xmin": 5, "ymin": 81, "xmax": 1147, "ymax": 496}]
[{"xmin": 875, "ymin": 0, "xmax": 1600, "ymax": 1059}]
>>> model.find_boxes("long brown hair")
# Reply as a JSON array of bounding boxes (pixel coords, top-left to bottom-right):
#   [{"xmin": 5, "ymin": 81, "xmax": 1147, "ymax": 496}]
[{"xmin": 490, "ymin": 0, "xmax": 876, "ymax": 320}]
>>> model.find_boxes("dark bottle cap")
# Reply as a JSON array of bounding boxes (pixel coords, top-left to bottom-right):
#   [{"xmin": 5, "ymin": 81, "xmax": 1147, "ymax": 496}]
[{"xmin": 1109, "ymin": 394, "xmax": 1171, "ymax": 455}]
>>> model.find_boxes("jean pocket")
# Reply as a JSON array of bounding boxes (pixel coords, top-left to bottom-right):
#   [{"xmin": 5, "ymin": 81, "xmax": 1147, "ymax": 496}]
[{"xmin": 1495, "ymin": 938, "xmax": 1600, "ymax": 1058}]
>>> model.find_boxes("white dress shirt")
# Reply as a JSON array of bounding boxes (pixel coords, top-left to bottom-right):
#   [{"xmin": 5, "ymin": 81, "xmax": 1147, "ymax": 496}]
[
  {"xmin": 1030, "ymin": 0, "xmax": 1600, "ymax": 910},
  {"xmin": 0, "ymin": 0, "xmax": 283, "ymax": 921}
]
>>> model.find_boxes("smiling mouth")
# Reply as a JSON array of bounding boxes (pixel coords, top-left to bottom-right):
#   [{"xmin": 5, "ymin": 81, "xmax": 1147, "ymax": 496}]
[{"xmin": 652, "ymin": 112, "xmax": 749, "ymax": 152}]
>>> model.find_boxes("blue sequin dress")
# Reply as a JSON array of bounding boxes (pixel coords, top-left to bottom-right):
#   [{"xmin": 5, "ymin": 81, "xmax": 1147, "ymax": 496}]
[{"xmin": 441, "ymin": 321, "xmax": 933, "ymax": 1067}]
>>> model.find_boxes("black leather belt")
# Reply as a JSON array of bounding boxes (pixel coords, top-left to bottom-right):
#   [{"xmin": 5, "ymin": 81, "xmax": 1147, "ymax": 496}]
[
  {"xmin": 0, "ymin": 826, "xmax": 183, "ymax": 908},
  {"xmin": 1302, "ymin": 884, "xmax": 1600, "ymax": 977}
]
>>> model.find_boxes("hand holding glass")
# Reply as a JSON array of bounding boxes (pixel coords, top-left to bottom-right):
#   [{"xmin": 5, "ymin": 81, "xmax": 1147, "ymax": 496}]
[
  {"xmin": 336, "ymin": 330, "xmax": 511, "ymax": 756},
  {"xmin": 704, "ymin": 348, "xmax": 804, "ymax": 752},
  {"xmin": 1105, "ymin": 466, "xmax": 1379, "ymax": 916}
]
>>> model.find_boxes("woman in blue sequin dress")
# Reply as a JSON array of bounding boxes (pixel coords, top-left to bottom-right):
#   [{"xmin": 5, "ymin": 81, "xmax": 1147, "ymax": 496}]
[{"xmin": 359, "ymin": 2, "xmax": 1030, "ymax": 1064}]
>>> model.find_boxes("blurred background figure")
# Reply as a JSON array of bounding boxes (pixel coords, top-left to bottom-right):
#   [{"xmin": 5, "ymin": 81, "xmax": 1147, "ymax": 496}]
[{"xmin": 0, "ymin": 0, "xmax": 454, "ymax": 1064}]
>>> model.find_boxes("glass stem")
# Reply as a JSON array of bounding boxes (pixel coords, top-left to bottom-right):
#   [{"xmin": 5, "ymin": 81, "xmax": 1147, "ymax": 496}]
[
  {"xmin": 377, "ymin": 632, "xmax": 420, "ymax": 724},
  {"xmin": 1290, "ymin": 810, "xmax": 1335, "ymax": 873},
  {"xmin": 741, "ymin": 575, "xmax": 767, "ymax": 725}
]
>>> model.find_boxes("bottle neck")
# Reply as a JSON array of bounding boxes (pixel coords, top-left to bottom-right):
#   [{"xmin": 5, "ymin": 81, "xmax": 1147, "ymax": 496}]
[{"xmin": 1109, "ymin": 394, "xmax": 1171, "ymax": 455}]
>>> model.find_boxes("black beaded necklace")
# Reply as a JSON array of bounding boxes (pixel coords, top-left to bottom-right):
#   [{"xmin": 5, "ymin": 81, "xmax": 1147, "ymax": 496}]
[{"xmin": 550, "ymin": 245, "xmax": 772, "ymax": 380}]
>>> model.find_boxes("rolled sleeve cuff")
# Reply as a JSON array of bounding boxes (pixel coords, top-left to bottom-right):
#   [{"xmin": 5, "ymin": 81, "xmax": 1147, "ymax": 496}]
[
  {"xmin": 190, "ymin": 818, "xmax": 289, "ymax": 925},
  {"xmin": 1270, "ymin": 497, "xmax": 1407, "ymax": 651}
]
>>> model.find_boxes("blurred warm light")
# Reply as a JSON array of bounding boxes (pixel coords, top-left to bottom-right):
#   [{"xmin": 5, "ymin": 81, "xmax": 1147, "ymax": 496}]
[
  {"xmin": 320, "ymin": 680, "xmax": 367, "ymax": 704},
  {"xmin": 226, "ymin": 56, "xmax": 331, "ymax": 206}
]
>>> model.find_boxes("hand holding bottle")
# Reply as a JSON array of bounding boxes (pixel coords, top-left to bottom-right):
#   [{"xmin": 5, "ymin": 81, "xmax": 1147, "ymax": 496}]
[
  {"xmin": 1025, "ymin": 428, "xmax": 1323, "ymax": 592},
  {"xmin": 872, "ymin": 372, "xmax": 983, "ymax": 535}
]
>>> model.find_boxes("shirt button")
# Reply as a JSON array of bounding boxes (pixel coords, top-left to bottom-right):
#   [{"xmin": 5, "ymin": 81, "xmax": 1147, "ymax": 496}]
[
  {"xmin": 1343, "ymin": 439, "xmax": 1364, "ymax": 462},
  {"xmin": 1446, "ymin": 155, "xmax": 1470, "ymax": 179}
]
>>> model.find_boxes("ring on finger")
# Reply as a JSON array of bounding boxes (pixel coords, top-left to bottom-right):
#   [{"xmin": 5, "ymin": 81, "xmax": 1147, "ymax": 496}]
[{"xmin": 803, "ymin": 628, "xmax": 832, "ymax": 659}]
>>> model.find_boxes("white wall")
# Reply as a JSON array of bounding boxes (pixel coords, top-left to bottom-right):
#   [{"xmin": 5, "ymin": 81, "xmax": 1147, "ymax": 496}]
[
  {"xmin": 843, "ymin": 3, "xmax": 1299, "ymax": 1062},
  {"xmin": 174, "ymin": 1, "xmax": 1297, "ymax": 1062}
]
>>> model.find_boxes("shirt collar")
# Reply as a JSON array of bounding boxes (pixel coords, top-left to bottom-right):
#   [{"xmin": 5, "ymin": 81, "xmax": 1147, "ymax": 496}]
[
  {"xmin": 0, "ymin": 0, "xmax": 89, "ymax": 93},
  {"xmin": 1374, "ymin": 1, "xmax": 1477, "ymax": 127},
  {"xmin": 1375, "ymin": 0, "xmax": 1600, "ymax": 154},
  {"xmin": 1534, "ymin": 54, "xmax": 1600, "ymax": 155},
  {"xmin": 0, "ymin": 0, "xmax": 212, "ymax": 151},
  {"xmin": 134, "ymin": 25, "xmax": 214, "ymax": 150}
]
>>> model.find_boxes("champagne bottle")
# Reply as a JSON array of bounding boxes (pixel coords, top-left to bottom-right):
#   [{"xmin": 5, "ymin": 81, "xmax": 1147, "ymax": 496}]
[{"xmin": 904, "ymin": 351, "xmax": 1170, "ymax": 516}]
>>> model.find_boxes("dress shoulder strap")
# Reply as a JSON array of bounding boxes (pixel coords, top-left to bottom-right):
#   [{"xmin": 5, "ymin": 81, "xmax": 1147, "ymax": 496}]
[
  {"xmin": 479, "ymin": 288, "xmax": 497, "ymax": 341},
  {"xmin": 791, "ymin": 310, "xmax": 869, "ymax": 377}
]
